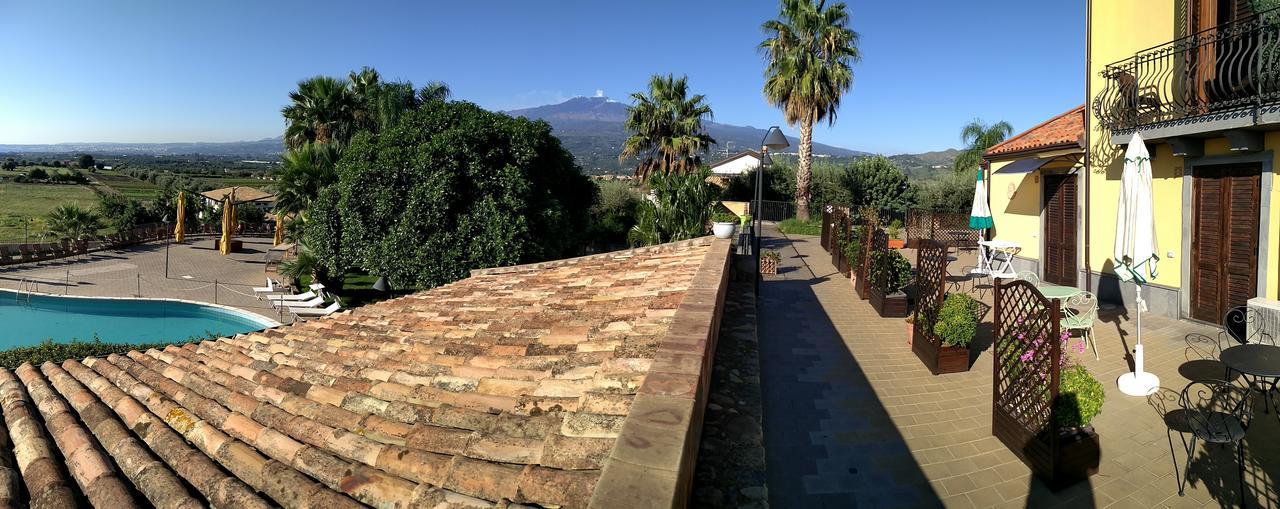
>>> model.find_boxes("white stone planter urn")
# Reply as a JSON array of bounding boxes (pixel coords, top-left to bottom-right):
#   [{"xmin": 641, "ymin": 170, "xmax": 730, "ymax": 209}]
[{"xmin": 712, "ymin": 222, "xmax": 736, "ymax": 239}]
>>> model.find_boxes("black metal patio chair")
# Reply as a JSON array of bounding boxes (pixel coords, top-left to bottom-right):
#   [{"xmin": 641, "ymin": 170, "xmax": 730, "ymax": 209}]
[{"xmin": 1177, "ymin": 379, "xmax": 1255, "ymax": 502}]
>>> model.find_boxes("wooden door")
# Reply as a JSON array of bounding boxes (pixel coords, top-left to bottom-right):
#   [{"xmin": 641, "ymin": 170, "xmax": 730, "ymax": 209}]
[
  {"xmin": 1043, "ymin": 174, "xmax": 1078, "ymax": 287},
  {"xmin": 1191, "ymin": 164, "xmax": 1261, "ymax": 323}
]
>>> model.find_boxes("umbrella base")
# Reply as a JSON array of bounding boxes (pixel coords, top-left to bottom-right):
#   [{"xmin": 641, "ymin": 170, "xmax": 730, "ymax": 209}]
[{"xmin": 1117, "ymin": 371, "xmax": 1160, "ymax": 396}]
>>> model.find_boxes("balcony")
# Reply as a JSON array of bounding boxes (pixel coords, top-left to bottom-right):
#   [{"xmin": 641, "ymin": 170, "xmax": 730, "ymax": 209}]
[{"xmin": 1094, "ymin": 7, "xmax": 1280, "ymax": 144}]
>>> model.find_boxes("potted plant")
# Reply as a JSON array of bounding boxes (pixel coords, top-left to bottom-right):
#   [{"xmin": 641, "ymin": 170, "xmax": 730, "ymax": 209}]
[
  {"xmin": 886, "ymin": 219, "xmax": 905, "ymax": 249},
  {"xmin": 760, "ymin": 250, "xmax": 781, "ymax": 275},
  {"xmin": 927, "ymin": 293, "xmax": 979, "ymax": 373},
  {"xmin": 1049, "ymin": 364, "xmax": 1105, "ymax": 488},
  {"xmin": 711, "ymin": 211, "xmax": 739, "ymax": 239},
  {"xmin": 868, "ymin": 250, "xmax": 912, "ymax": 317}
]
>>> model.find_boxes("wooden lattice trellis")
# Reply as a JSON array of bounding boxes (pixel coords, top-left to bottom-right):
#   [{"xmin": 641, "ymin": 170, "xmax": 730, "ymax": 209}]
[
  {"xmin": 906, "ymin": 209, "xmax": 980, "ymax": 248},
  {"xmin": 993, "ymin": 278, "xmax": 1090, "ymax": 487},
  {"xmin": 852, "ymin": 214, "xmax": 881, "ymax": 299},
  {"xmin": 911, "ymin": 240, "xmax": 967, "ymax": 374}
]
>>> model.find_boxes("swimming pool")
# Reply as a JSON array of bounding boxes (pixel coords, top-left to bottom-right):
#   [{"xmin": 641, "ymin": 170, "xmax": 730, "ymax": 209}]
[{"xmin": 0, "ymin": 290, "xmax": 276, "ymax": 348}]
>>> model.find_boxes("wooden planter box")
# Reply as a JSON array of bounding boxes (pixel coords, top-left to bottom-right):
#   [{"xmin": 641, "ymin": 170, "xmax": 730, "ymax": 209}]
[
  {"xmin": 993, "ymin": 412, "xmax": 1101, "ymax": 491},
  {"xmin": 854, "ymin": 274, "xmax": 870, "ymax": 300},
  {"xmin": 911, "ymin": 327, "xmax": 971, "ymax": 375},
  {"xmin": 870, "ymin": 287, "xmax": 909, "ymax": 317}
]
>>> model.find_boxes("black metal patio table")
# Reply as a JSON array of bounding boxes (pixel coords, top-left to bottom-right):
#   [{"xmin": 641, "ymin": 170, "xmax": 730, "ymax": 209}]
[{"xmin": 1220, "ymin": 343, "xmax": 1280, "ymax": 418}]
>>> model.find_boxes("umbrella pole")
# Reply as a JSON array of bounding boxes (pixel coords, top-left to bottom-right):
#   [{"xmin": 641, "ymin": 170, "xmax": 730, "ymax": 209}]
[{"xmin": 1118, "ymin": 282, "xmax": 1159, "ymax": 396}]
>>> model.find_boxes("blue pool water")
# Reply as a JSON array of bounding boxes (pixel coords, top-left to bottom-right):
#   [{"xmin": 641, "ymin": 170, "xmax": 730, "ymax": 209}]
[{"xmin": 0, "ymin": 290, "xmax": 274, "ymax": 347}]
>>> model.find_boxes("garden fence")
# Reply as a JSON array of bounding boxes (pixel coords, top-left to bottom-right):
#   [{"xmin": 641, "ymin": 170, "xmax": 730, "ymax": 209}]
[
  {"xmin": 752, "ymin": 200, "xmax": 796, "ymax": 222},
  {"xmin": 910, "ymin": 240, "xmax": 952, "ymax": 373},
  {"xmin": 992, "ymin": 279, "xmax": 1063, "ymax": 481},
  {"xmin": 906, "ymin": 209, "xmax": 980, "ymax": 248},
  {"xmin": 0, "ymin": 221, "xmax": 276, "ymax": 267}
]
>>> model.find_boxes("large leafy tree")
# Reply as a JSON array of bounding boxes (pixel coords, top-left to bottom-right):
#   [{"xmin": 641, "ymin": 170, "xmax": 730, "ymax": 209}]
[
  {"xmin": 841, "ymin": 155, "xmax": 915, "ymax": 215},
  {"xmin": 306, "ymin": 100, "xmax": 595, "ymax": 289},
  {"xmin": 761, "ymin": 0, "xmax": 861, "ymax": 221},
  {"xmin": 954, "ymin": 119, "xmax": 1013, "ymax": 173},
  {"xmin": 281, "ymin": 76, "xmax": 357, "ymax": 150},
  {"xmin": 620, "ymin": 74, "xmax": 716, "ymax": 179},
  {"xmin": 46, "ymin": 204, "xmax": 102, "ymax": 241}
]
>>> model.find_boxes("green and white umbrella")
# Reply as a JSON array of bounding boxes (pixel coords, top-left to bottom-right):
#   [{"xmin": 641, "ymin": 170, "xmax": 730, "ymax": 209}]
[
  {"xmin": 969, "ymin": 170, "xmax": 994, "ymax": 230},
  {"xmin": 1115, "ymin": 132, "xmax": 1161, "ymax": 396}
]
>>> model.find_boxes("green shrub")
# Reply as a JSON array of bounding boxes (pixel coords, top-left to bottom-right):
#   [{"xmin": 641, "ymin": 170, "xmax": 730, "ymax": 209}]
[
  {"xmin": 777, "ymin": 218, "xmax": 822, "ymax": 235},
  {"xmin": 0, "ymin": 337, "xmax": 203, "ymax": 369},
  {"xmin": 628, "ymin": 168, "xmax": 718, "ymax": 246},
  {"xmin": 888, "ymin": 219, "xmax": 903, "ymax": 239},
  {"xmin": 934, "ymin": 293, "xmax": 980, "ymax": 347},
  {"xmin": 1055, "ymin": 364, "xmax": 1106, "ymax": 428},
  {"xmin": 761, "ymin": 250, "xmax": 781, "ymax": 263},
  {"xmin": 840, "ymin": 226, "xmax": 863, "ymax": 268},
  {"xmin": 712, "ymin": 211, "xmax": 739, "ymax": 223},
  {"xmin": 869, "ymin": 249, "xmax": 912, "ymax": 293}
]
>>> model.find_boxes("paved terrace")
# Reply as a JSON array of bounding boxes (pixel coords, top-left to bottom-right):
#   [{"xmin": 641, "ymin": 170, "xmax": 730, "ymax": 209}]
[
  {"xmin": 758, "ymin": 229, "xmax": 1279, "ymax": 509},
  {"xmin": 0, "ymin": 237, "xmax": 289, "ymax": 324}
]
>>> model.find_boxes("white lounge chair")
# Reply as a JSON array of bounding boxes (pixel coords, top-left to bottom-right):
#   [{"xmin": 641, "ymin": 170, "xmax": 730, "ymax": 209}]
[
  {"xmin": 252, "ymin": 278, "xmax": 286, "ymax": 297},
  {"xmin": 290, "ymin": 301, "xmax": 341, "ymax": 318},
  {"xmin": 276, "ymin": 295, "xmax": 325, "ymax": 308},
  {"xmin": 267, "ymin": 290, "xmax": 318, "ymax": 302}
]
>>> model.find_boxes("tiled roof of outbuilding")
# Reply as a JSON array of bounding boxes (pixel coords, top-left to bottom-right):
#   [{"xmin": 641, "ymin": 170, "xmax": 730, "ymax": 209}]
[
  {"xmin": 0, "ymin": 237, "xmax": 727, "ymax": 508},
  {"xmin": 984, "ymin": 105, "xmax": 1085, "ymax": 158}
]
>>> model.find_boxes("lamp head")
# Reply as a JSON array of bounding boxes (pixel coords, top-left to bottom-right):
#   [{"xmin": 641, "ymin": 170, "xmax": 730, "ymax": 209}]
[
  {"xmin": 762, "ymin": 126, "xmax": 789, "ymax": 151},
  {"xmin": 373, "ymin": 276, "xmax": 389, "ymax": 292}
]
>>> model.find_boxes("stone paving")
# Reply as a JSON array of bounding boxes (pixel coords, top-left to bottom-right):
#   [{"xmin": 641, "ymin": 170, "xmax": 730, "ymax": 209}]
[
  {"xmin": 758, "ymin": 228, "xmax": 1280, "ymax": 509},
  {"xmin": 0, "ymin": 237, "xmax": 288, "ymax": 324}
]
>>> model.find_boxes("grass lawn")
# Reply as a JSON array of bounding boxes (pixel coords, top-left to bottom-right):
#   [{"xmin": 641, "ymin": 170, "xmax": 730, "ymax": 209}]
[
  {"xmin": 0, "ymin": 183, "xmax": 103, "ymax": 243},
  {"xmin": 93, "ymin": 171, "xmax": 161, "ymax": 202},
  {"xmin": 777, "ymin": 217, "xmax": 823, "ymax": 236}
]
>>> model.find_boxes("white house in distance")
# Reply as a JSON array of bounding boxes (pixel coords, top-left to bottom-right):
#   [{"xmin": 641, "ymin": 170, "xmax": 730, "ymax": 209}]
[{"xmin": 708, "ymin": 150, "xmax": 761, "ymax": 176}]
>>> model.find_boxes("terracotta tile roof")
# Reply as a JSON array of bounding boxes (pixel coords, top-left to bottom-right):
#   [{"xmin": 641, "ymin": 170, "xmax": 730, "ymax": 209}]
[
  {"xmin": 984, "ymin": 105, "xmax": 1085, "ymax": 158},
  {"xmin": 0, "ymin": 237, "xmax": 731, "ymax": 508}
]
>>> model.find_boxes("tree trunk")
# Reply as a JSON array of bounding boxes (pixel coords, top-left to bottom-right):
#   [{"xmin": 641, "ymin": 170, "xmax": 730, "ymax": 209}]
[{"xmin": 795, "ymin": 120, "xmax": 814, "ymax": 221}]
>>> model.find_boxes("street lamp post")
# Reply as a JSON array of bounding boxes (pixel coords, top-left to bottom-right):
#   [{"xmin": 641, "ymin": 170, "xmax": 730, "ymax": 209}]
[{"xmin": 756, "ymin": 126, "xmax": 790, "ymax": 296}]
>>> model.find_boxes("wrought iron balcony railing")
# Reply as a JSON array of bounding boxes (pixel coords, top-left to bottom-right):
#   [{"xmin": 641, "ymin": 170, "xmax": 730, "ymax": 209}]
[{"xmin": 1094, "ymin": 6, "xmax": 1280, "ymax": 133}]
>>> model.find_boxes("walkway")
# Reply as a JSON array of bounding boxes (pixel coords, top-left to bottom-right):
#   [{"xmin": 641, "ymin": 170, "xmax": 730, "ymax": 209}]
[
  {"xmin": 758, "ymin": 228, "xmax": 1279, "ymax": 508},
  {"xmin": 0, "ymin": 237, "xmax": 288, "ymax": 323}
]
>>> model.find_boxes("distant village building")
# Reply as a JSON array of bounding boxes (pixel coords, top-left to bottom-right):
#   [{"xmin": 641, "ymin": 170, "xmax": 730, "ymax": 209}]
[{"xmin": 707, "ymin": 150, "xmax": 761, "ymax": 176}]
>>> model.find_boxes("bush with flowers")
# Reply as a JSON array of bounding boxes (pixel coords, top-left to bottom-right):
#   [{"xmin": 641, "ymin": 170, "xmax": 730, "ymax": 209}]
[{"xmin": 1003, "ymin": 317, "xmax": 1105, "ymax": 428}]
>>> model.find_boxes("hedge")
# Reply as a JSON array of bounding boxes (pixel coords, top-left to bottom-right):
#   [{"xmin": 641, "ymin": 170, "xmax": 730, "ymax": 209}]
[{"xmin": 0, "ymin": 336, "xmax": 206, "ymax": 369}]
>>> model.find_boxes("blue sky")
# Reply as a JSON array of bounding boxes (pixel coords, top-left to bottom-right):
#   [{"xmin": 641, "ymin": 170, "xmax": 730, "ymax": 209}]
[{"xmin": 0, "ymin": 1, "xmax": 1084, "ymax": 154}]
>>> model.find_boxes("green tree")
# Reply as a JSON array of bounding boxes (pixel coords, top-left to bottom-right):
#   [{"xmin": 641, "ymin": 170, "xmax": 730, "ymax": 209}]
[
  {"xmin": 274, "ymin": 142, "xmax": 341, "ymax": 218},
  {"xmin": 628, "ymin": 168, "xmax": 719, "ymax": 246},
  {"xmin": 76, "ymin": 154, "xmax": 95, "ymax": 169},
  {"xmin": 842, "ymin": 155, "xmax": 915, "ymax": 215},
  {"xmin": 619, "ymin": 74, "xmax": 716, "ymax": 179},
  {"xmin": 46, "ymin": 204, "xmax": 102, "ymax": 241},
  {"xmin": 282, "ymin": 76, "xmax": 357, "ymax": 150},
  {"xmin": 2, "ymin": 159, "xmax": 16, "ymax": 170},
  {"xmin": 306, "ymin": 100, "xmax": 595, "ymax": 289},
  {"xmin": 417, "ymin": 81, "xmax": 452, "ymax": 103},
  {"xmin": 586, "ymin": 180, "xmax": 642, "ymax": 250},
  {"xmin": 914, "ymin": 168, "xmax": 977, "ymax": 212},
  {"xmin": 27, "ymin": 167, "xmax": 48, "ymax": 180},
  {"xmin": 761, "ymin": 0, "xmax": 861, "ymax": 221},
  {"xmin": 954, "ymin": 119, "xmax": 1013, "ymax": 173}
]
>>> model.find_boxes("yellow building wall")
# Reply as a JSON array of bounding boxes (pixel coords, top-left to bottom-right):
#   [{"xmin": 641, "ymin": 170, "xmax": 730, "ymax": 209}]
[
  {"xmin": 989, "ymin": 160, "xmax": 1042, "ymax": 261},
  {"xmin": 1090, "ymin": 0, "xmax": 1280, "ymax": 299}
]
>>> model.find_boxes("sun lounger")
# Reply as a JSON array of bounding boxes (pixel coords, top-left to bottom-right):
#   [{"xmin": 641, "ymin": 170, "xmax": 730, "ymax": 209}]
[
  {"xmin": 290, "ymin": 302, "xmax": 341, "ymax": 318},
  {"xmin": 275, "ymin": 295, "xmax": 324, "ymax": 308},
  {"xmin": 267, "ymin": 290, "xmax": 318, "ymax": 302},
  {"xmin": 253, "ymin": 278, "xmax": 286, "ymax": 296}
]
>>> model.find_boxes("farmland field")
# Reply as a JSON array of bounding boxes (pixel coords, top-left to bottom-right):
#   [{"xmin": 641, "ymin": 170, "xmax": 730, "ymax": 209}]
[
  {"xmin": 195, "ymin": 176, "xmax": 275, "ymax": 189},
  {"xmin": 92, "ymin": 171, "xmax": 162, "ymax": 201},
  {"xmin": 0, "ymin": 183, "xmax": 101, "ymax": 243}
]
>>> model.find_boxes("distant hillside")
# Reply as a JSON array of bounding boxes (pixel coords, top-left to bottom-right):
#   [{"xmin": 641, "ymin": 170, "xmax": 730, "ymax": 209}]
[
  {"xmin": 506, "ymin": 96, "xmax": 867, "ymax": 173},
  {"xmin": 886, "ymin": 148, "xmax": 962, "ymax": 179},
  {"xmin": 0, "ymin": 137, "xmax": 285, "ymax": 158}
]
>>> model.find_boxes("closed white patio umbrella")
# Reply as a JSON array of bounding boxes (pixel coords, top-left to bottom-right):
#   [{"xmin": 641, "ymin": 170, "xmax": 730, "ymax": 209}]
[{"xmin": 1114, "ymin": 132, "xmax": 1161, "ymax": 396}]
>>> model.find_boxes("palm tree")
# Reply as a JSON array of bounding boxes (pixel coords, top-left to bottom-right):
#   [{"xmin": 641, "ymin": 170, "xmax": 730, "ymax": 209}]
[
  {"xmin": 954, "ymin": 119, "xmax": 1014, "ymax": 173},
  {"xmin": 46, "ymin": 204, "xmax": 102, "ymax": 241},
  {"xmin": 282, "ymin": 76, "xmax": 357, "ymax": 150},
  {"xmin": 274, "ymin": 142, "xmax": 341, "ymax": 218},
  {"xmin": 278, "ymin": 241, "xmax": 320, "ymax": 288},
  {"xmin": 619, "ymin": 74, "xmax": 716, "ymax": 179},
  {"xmin": 761, "ymin": 0, "xmax": 861, "ymax": 221},
  {"xmin": 418, "ymin": 81, "xmax": 452, "ymax": 103}
]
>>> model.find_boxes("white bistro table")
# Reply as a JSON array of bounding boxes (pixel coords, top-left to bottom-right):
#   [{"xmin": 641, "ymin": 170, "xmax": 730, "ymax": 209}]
[{"xmin": 975, "ymin": 240, "xmax": 1021, "ymax": 280}]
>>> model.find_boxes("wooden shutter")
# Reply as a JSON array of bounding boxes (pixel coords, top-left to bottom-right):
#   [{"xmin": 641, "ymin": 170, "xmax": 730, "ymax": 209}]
[
  {"xmin": 1191, "ymin": 164, "xmax": 1260, "ymax": 323},
  {"xmin": 1043, "ymin": 175, "xmax": 1078, "ymax": 287}
]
